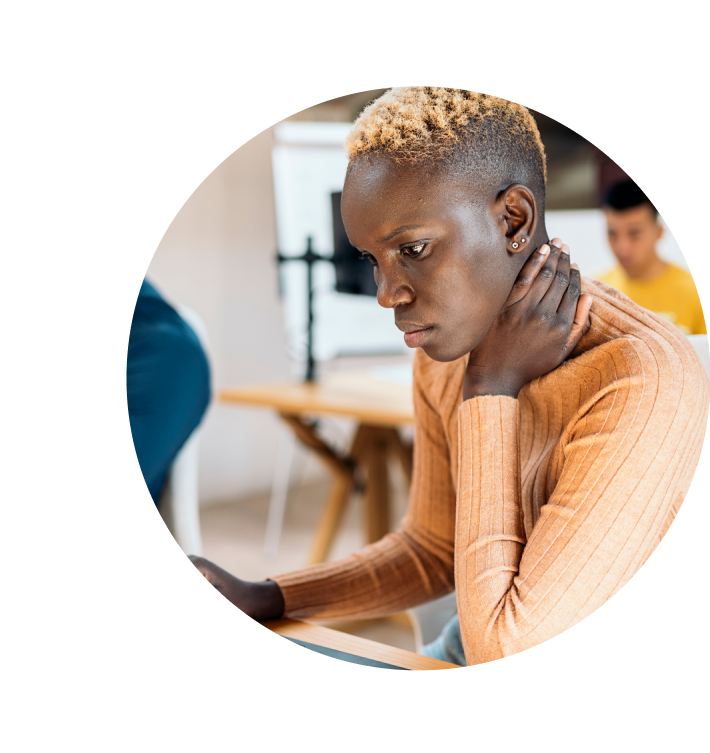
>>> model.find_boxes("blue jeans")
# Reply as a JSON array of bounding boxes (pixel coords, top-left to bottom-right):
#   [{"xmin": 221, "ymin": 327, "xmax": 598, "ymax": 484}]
[
  {"xmin": 421, "ymin": 614, "xmax": 466, "ymax": 666},
  {"xmin": 127, "ymin": 280, "xmax": 211, "ymax": 505}
]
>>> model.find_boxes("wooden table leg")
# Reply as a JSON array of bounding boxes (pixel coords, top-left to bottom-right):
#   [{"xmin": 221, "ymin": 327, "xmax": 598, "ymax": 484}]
[
  {"xmin": 278, "ymin": 416, "xmax": 413, "ymax": 563},
  {"xmin": 383, "ymin": 427, "xmax": 413, "ymax": 484},
  {"xmin": 278, "ymin": 413, "xmax": 356, "ymax": 565},
  {"xmin": 315, "ymin": 424, "xmax": 414, "ymax": 553},
  {"xmin": 308, "ymin": 470, "xmax": 354, "ymax": 564},
  {"xmin": 361, "ymin": 428, "xmax": 391, "ymax": 543}
]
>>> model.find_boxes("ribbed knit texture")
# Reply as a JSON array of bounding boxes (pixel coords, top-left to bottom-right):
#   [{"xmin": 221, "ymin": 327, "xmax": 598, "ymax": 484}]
[{"xmin": 273, "ymin": 278, "xmax": 709, "ymax": 664}]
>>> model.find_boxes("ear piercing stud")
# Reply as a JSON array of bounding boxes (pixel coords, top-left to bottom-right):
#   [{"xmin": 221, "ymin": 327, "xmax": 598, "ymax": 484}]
[
  {"xmin": 511, "ymin": 242, "xmax": 519, "ymax": 249},
  {"xmin": 521, "ymin": 238, "xmax": 526, "ymax": 243}
]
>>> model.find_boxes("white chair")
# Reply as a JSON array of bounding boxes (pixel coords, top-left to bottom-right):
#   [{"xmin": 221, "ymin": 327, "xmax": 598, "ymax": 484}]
[
  {"xmin": 262, "ymin": 358, "xmax": 309, "ymax": 560},
  {"xmin": 158, "ymin": 305, "xmax": 209, "ymax": 556},
  {"xmin": 407, "ymin": 335, "xmax": 709, "ymax": 657},
  {"xmin": 687, "ymin": 335, "xmax": 710, "ymax": 379}
]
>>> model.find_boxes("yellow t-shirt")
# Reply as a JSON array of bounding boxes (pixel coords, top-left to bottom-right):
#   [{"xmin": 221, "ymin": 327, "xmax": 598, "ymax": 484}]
[{"xmin": 597, "ymin": 262, "xmax": 707, "ymax": 335}]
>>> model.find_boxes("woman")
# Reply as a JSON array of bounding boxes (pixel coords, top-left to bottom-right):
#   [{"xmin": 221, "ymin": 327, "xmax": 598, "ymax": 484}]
[{"xmin": 191, "ymin": 88, "xmax": 708, "ymax": 665}]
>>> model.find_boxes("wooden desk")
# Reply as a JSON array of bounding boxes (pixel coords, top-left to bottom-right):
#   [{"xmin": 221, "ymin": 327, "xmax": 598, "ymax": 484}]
[
  {"xmin": 265, "ymin": 618, "xmax": 459, "ymax": 670},
  {"xmin": 220, "ymin": 370, "xmax": 414, "ymax": 563}
]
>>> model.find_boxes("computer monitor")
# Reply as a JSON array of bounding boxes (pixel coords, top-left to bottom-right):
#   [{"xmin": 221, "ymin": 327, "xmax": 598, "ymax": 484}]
[{"xmin": 331, "ymin": 191, "xmax": 378, "ymax": 296}]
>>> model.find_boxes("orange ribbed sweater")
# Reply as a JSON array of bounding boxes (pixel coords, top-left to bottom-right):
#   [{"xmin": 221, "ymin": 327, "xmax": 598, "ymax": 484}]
[{"xmin": 273, "ymin": 278, "xmax": 709, "ymax": 665}]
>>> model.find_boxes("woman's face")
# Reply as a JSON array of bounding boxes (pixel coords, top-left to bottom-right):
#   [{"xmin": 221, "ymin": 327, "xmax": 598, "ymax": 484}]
[{"xmin": 341, "ymin": 158, "xmax": 520, "ymax": 362}]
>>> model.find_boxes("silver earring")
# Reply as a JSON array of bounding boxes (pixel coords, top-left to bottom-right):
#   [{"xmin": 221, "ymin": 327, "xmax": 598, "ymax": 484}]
[
  {"xmin": 520, "ymin": 238, "xmax": 526, "ymax": 243},
  {"xmin": 511, "ymin": 241, "xmax": 519, "ymax": 249}
]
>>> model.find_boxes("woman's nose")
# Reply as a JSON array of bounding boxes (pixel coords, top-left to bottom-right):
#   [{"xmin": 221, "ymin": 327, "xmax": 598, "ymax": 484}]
[{"xmin": 376, "ymin": 265, "xmax": 414, "ymax": 309}]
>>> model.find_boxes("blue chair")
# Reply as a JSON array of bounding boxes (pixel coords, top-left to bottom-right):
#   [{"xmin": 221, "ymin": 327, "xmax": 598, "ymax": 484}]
[{"xmin": 127, "ymin": 281, "xmax": 211, "ymax": 553}]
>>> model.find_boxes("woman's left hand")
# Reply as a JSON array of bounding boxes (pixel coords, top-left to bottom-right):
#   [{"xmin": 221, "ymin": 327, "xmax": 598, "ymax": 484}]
[{"xmin": 463, "ymin": 239, "xmax": 592, "ymax": 400}]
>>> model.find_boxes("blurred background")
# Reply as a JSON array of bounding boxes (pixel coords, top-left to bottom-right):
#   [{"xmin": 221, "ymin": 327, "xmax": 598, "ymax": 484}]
[{"xmin": 140, "ymin": 89, "xmax": 693, "ymax": 651}]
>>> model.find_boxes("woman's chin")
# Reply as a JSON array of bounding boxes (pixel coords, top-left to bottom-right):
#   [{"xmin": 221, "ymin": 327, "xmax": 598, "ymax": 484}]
[{"xmin": 420, "ymin": 340, "xmax": 470, "ymax": 363}]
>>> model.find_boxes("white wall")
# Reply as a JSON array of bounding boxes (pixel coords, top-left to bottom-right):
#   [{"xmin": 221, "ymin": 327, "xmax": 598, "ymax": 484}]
[
  {"xmin": 546, "ymin": 209, "xmax": 687, "ymax": 278},
  {"xmin": 272, "ymin": 122, "xmax": 408, "ymax": 361}
]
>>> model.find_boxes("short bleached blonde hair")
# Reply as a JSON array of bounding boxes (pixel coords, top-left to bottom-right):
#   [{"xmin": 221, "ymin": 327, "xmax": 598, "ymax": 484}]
[{"xmin": 345, "ymin": 87, "xmax": 547, "ymax": 200}]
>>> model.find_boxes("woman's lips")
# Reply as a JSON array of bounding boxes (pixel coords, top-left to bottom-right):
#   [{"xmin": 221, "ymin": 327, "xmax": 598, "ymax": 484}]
[{"xmin": 403, "ymin": 327, "xmax": 433, "ymax": 348}]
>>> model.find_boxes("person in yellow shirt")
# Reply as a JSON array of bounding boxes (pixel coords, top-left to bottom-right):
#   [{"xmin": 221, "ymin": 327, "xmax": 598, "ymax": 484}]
[{"xmin": 598, "ymin": 179, "xmax": 706, "ymax": 335}]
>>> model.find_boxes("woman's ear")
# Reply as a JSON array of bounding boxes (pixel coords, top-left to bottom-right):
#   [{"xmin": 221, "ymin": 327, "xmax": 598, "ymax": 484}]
[{"xmin": 497, "ymin": 184, "xmax": 537, "ymax": 254}]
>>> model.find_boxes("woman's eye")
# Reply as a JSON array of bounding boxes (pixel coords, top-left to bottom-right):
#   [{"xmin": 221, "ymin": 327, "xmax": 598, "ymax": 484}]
[
  {"xmin": 403, "ymin": 243, "xmax": 427, "ymax": 258},
  {"xmin": 358, "ymin": 245, "xmax": 426, "ymax": 264}
]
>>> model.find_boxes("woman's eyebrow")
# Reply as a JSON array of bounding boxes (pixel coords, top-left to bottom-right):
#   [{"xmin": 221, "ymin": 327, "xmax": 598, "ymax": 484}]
[{"xmin": 381, "ymin": 224, "xmax": 423, "ymax": 242}]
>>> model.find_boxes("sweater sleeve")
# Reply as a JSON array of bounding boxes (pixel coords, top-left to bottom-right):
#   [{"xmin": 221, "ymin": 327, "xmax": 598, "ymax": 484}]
[
  {"xmin": 271, "ymin": 355, "xmax": 457, "ymax": 620},
  {"xmin": 455, "ymin": 338, "xmax": 709, "ymax": 665}
]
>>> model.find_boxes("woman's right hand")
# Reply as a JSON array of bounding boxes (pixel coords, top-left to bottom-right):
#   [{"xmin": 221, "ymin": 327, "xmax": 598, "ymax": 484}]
[
  {"xmin": 463, "ymin": 239, "xmax": 592, "ymax": 400},
  {"xmin": 189, "ymin": 555, "xmax": 285, "ymax": 621}
]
